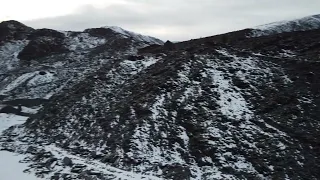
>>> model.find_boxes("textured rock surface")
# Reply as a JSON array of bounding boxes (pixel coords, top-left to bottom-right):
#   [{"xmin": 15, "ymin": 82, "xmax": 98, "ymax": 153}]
[{"xmin": 0, "ymin": 15, "xmax": 320, "ymax": 179}]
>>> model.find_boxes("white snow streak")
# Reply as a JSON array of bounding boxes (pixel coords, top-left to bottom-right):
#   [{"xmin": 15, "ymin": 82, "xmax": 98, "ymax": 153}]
[
  {"xmin": 0, "ymin": 72, "xmax": 36, "ymax": 95},
  {"xmin": 103, "ymin": 26, "xmax": 163, "ymax": 45},
  {"xmin": 209, "ymin": 68, "xmax": 253, "ymax": 120},
  {"xmin": 27, "ymin": 72, "xmax": 55, "ymax": 86},
  {"xmin": 0, "ymin": 113, "xmax": 28, "ymax": 132},
  {"xmin": 0, "ymin": 151, "xmax": 39, "ymax": 180}
]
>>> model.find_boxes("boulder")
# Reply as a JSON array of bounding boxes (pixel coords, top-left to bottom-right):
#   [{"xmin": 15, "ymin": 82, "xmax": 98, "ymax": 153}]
[
  {"xmin": 0, "ymin": 106, "xmax": 21, "ymax": 114},
  {"xmin": 62, "ymin": 157, "xmax": 73, "ymax": 166}
]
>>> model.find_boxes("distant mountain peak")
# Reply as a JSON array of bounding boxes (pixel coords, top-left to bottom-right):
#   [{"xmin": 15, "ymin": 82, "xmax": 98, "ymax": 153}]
[
  {"xmin": 0, "ymin": 20, "xmax": 34, "ymax": 43},
  {"xmin": 0, "ymin": 20, "xmax": 29, "ymax": 28},
  {"xmin": 250, "ymin": 14, "xmax": 320, "ymax": 37},
  {"xmin": 102, "ymin": 26, "xmax": 164, "ymax": 45}
]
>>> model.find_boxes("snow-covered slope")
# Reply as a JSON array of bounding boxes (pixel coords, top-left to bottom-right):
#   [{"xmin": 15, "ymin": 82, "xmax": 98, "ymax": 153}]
[
  {"xmin": 0, "ymin": 21, "xmax": 163, "ymax": 101},
  {"xmin": 0, "ymin": 21, "xmax": 165, "ymax": 179},
  {"xmin": 103, "ymin": 26, "xmax": 163, "ymax": 45},
  {"xmin": 0, "ymin": 114, "xmax": 37, "ymax": 180},
  {"xmin": 2, "ymin": 41, "xmax": 320, "ymax": 179},
  {"xmin": 0, "ymin": 20, "xmax": 164, "ymax": 180},
  {"xmin": 250, "ymin": 14, "xmax": 320, "ymax": 37}
]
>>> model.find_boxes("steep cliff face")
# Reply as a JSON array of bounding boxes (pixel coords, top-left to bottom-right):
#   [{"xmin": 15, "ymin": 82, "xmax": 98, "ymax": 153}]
[{"xmin": 0, "ymin": 15, "xmax": 320, "ymax": 180}]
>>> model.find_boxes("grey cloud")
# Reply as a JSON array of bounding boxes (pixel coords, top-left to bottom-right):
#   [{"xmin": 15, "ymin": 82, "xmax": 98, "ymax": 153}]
[{"xmin": 22, "ymin": 0, "xmax": 320, "ymax": 41}]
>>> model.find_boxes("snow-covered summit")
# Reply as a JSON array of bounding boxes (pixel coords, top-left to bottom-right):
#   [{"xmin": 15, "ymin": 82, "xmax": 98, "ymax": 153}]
[
  {"xmin": 251, "ymin": 14, "xmax": 320, "ymax": 37},
  {"xmin": 102, "ymin": 26, "xmax": 164, "ymax": 45}
]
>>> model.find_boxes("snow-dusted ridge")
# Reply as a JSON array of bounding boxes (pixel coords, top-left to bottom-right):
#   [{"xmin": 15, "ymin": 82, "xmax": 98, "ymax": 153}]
[
  {"xmin": 103, "ymin": 26, "xmax": 164, "ymax": 45},
  {"xmin": 251, "ymin": 14, "xmax": 320, "ymax": 37}
]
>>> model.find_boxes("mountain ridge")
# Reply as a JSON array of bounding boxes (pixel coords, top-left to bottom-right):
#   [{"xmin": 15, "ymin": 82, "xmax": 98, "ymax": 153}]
[{"xmin": 251, "ymin": 14, "xmax": 320, "ymax": 37}]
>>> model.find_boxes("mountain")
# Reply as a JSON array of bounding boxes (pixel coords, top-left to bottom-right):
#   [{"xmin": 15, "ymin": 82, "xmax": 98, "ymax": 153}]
[
  {"xmin": 0, "ymin": 14, "xmax": 320, "ymax": 180},
  {"xmin": 250, "ymin": 14, "xmax": 320, "ymax": 37},
  {"xmin": 173, "ymin": 14, "xmax": 320, "ymax": 47},
  {"xmin": 0, "ymin": 21, "xmax": 163, "ymax": 102}
]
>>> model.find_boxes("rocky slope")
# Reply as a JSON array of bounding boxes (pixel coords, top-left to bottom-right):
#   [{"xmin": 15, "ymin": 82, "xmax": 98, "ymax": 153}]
[
  {"xmin": 0, "ymin": 15, "xmax": 320, "ymax": 180},
  {"xmin": 169, "ymin": 14, "xmax": 320, "ymax": 48},
  {"xmin": 0, "ymin": 20, "xmax": 163, "ymax": 110}
]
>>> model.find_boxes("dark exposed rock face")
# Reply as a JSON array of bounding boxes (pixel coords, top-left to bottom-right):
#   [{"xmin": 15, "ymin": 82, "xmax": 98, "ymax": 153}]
[
  {"xmin": 163, "ymin": 40, "xmax": 176, "ymax": 50},
  {"xmin": 17, "ymin": 37, "xmax": 68, "ymax": 61},
  {"xmin": 0, "ymin": 20, "xmax": 34, "ymax": 44},
  {"xmin": 17, "ymin": 29, "xmax": 68, "ymax": 61},
  {"xmin": 138, "ymin": 44, "xmax": 162, "ymax": 53},
  {"xmin": 84, "ymin": 28, "xmax": 117, "ymax": 38},
  {"xmin": 0, "ymin": 106, "xmax": 21, "ymax": 114},
  {"xmin": 0, "ymin": 16, "xmax": 320, "ymax": 179},
  {"xmin": 127, "ymin": 55, "xmax": 144, "ymax": 61},
  {"xmin": 3, "ymin": 99, "xmax": 49, "ymax": 107},
  {"xmin": 39, "ymin": 71, "xmax": 46, "ymax": 75},
  {"xmin": 28, "ymin": 28, "xmax": 65, "ymax": 40}
]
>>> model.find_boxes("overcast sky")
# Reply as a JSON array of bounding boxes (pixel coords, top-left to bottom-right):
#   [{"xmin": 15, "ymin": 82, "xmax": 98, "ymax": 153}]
[{"xmin": 0, "ymin": 0, "xmax": 319, "ymax": 41}]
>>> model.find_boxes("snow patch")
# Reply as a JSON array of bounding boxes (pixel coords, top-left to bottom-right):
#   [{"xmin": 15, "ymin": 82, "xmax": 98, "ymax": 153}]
[
  {"xmin": 20, "ymin": 106, "xmax": 42, "ymax": 114},
  {"xmin": 279, "ymin": 49, "xmax": 296, "ymax": 58},
  {"xmin": 150, "ymin": 94, "xmax": 167, "ymax": 120},
  {"xmin": 208, "ymin": 68, "xmax": 253, "ymax": 120},
  {"xmin": 0, "ymin": 151, "xmax": 39, "ymax": 180},
  {"xmin": 0, "ymin": 113, "xmax": 29, "ymax": 132},
  {"xmin": 27, "ymin": 72, "xmax": 56, "ymax": 86},
  {"xmin": 103, "ymin": 26, "xmax": 163, "ymax": 45},
  {"xmin": 64, "ymin": 32, "xmax": 106, "ymax": 51},
  {"xmin": 0, "ymin": 113, "xmax": 36, "ymax": 179},
  {"xmin": 120, "ymin": 57, "xmax": 159, "ymax": 75},
  {"xmin": 0, "ymin": 72, "xmax": 36, "ymax": 95}
]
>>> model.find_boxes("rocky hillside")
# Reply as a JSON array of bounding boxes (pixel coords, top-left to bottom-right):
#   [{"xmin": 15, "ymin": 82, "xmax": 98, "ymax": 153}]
[
  {"xmin": 0, "ymin": 20, "xmax": 162, "ymax": 108},
  {"xmin": 168, "ymin": 14, "xmax": 320, "ymax": 48},
  {"xmin": 0, "ymin": 15, "xmax": 320, "ymax": 180}
]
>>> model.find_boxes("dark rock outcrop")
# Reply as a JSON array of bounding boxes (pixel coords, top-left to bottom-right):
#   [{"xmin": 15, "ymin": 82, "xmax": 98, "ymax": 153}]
[
  {"xmin": 63, "ymin": 157, "xmax": 73, "ymax": 166},
  {"xmin": 84, "ymin": 28, "xmax": 116, "ymax": 38},
  {"xmin": 17, "ymin": 33, "xmax": 68, "ymax": 61},
  {"xmin": 28, "ymin": 28, "xmax": 65, "ymax": 40},
  {"xmin": 0, "ymin": 20, "xmax": 34, "ymax": 44},
  {"xmin": 0, "ymin": 105, "xmax": 31, "ymax": 116},
  {"xmin": 163, "ymin": 40, "xmax": 176, "ymax": 50}
]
